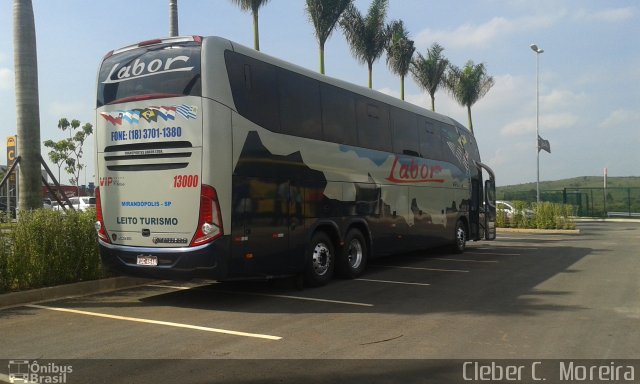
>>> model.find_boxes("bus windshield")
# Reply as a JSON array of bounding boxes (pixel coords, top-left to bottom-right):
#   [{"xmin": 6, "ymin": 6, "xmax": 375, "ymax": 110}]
[{"xmin": 97, "ymin": 41, "xmax": 201, "ymax": 107}]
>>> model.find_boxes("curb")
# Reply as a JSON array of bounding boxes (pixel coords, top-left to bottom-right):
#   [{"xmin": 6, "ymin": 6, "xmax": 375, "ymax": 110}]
[
  {"xmin": 0, "ymin": 276, "xmax": 155, "ymax": 309},
  {"xmin": 497, "ymin": 227, "xmax": 580, "ymax": 235}
]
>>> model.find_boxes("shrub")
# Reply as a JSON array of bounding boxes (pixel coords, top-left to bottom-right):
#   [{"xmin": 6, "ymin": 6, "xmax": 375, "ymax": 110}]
[
  {"xmin": 533, "ymin": 202, "xmax": 576, "ymax": 230},
  {"xmin": 0, "ymin": 208, "xmax": 104, "ymax": 293}
]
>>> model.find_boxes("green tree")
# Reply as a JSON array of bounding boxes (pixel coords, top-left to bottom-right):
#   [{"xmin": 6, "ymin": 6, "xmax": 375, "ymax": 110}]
[
  {"xmin": 169, "ymin": 0, "xmax": 179, "ymax": 37},
  {"xmin": 305, "ymin": 0, "xmax": 352, "ymax": 75},
  {"xmin": 385, "ymin": 20, "xmax": 414, "ymax": 100},
  {"xmin": 410, "ymin": 42, "xmax": 449, "ymax": 111},
  {"xmin": 339, "ymin": 0, "xmax": 389, "ymax": 88},
  {"xmin": 445, "ymin": 60, "xmax": 494, "ymax": 134},
  {"xmin": 43, "ymin": 138, "xmax": 72, "ymax": 185},
  {"xmin": 230, "ymin": 0, "xmax": 271, "ymax": 51},
  {"xmin": 13, "ymin": 0, "xmax": 42, "ymax": 210},
  {"xmin": 45, "ymin": 118, "xmax": 93, "ymax": 189}
]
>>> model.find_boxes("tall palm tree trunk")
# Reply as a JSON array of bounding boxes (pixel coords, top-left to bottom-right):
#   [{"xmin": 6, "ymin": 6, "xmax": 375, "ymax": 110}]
[
  {"xmin": 430, "ymin": 95, "xmax": 435, "ymax": 111},
  {"xmin": 169, "ymin": 0, "xmax": 179, "ymax": 37},
  {"xmin": 400, "ymin": 74, "xmax": 405, "ymax": 100},
  {"xmin": 13, "ymin": 0, "xmax": 41, "ymax": 211},
  {"xmin": 467, "ymin": 105, "xmax": 474, "ymax": 135},
  {"xmin": 367, "ymin": 62, "xmax": 373, "ymax": 88},
  {"xmin": 319, "ymin": 42, "xmax": 325, "ymax": 74},
  {"xmin": 253, "ymin": 10, "xmax": 260, "ymax": 51}
]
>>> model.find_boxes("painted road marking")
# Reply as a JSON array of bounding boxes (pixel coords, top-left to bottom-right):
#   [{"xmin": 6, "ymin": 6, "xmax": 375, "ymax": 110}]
[
  {"xmin": 148, "ymin": 284, "xmax": 194, "ymax": 290},
  {"xmin": 432, "ymin": 258, "xmax": 498, "ymax": 263},
  {"xmin": 150, "ymin": 284, "xmax": 374, "ymax": 307},
  {"xmin": 465, "ymin": 252, "xmax": 521, "ymax": 256},
  {"xmin": 27, "ymin": 304, "xmax": 281, "ymax": 340},
  {"xmin": 373, "ymin": 265, "xmax": 469, "ymax": 273},
  {"xmin": 213, "ymin": 290, "xmax": 374, "ymax": 307},
  {"xmin": 355, "ymin": 279, "xmax": 431, "ymax": 287}
]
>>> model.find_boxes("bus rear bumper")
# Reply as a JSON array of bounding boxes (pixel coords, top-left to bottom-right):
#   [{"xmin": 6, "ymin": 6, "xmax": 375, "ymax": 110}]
[{"xmin": 98, "ymin": 237, "xmax": 230, "ymax": 280}]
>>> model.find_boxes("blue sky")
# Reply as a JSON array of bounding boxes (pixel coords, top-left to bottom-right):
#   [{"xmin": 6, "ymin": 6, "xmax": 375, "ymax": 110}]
[{"xmin": 1, "ymin": 0, "xmax": 638, "ymax": 186}]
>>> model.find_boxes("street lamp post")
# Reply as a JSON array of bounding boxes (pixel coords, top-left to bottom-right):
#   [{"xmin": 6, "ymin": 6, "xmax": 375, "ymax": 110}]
[{"xmin": 530, "ymin": 43, "xmax": 544, "ymax": 204}]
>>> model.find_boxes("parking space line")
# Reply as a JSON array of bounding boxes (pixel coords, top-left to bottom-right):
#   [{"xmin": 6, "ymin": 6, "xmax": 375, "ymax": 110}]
[
  {"xmin": 149, "ymin": 284, "xmax": 374, "ymax": 307},
  {"xmin": 212, "ymin": 290, "xmax": 374, "ymax": 307},
  {"xmin": 355, "ymin": 279, "xmax": 431, "ymax": 286},
  {"xmin": 373, "ymin": 265, "xmax": 469, "ymax": 273},
  {"xmin": 465, "ymin": 252, "xmax": 520, "ymax": 256},
  {"xmin": 432, "ymin": 258, "xmax": 498, "ymax": 263},
  {"xmin": 27, "ymin": 304, "xmax": 282, "ymax": 340},
  {"xmin": 148, "ymin": 284, "xmax": 195, "ymax": 290}
]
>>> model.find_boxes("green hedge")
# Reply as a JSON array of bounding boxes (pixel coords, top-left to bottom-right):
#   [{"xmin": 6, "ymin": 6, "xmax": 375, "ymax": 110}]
[
  {"xmin": 0, "ymin": 208, "xmax": 105, "ymax": 293},
  {"xmin": 496, "ymin": 201, "xmax": 576, "ymax": 230}
]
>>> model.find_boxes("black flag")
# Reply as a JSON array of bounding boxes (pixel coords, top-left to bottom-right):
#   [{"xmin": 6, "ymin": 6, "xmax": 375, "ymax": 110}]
[{"xmin": 538, "ymin": 136, "xmax": 551, "ymax": 153}]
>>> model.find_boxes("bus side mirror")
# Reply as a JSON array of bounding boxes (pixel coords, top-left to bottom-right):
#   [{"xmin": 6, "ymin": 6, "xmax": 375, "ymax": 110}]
[{"xmin": 484, "ymin": 179, "xmax": 496, "ymax": 240}]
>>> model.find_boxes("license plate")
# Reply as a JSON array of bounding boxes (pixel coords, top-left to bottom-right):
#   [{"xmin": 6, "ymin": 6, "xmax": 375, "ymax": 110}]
[{"xmin": 136, "ymin": 255, "xmax": 158, "ymax": 266}]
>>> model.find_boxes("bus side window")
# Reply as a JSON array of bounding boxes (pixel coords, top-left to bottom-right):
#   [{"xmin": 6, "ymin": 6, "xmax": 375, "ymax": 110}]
[
  {"xmin": 356, "ymin": 98, "xmax": 391, "ymax": 152},
  {"xmin": 418, "ymin": 119, "xmax": 443, "ymax": 160},
  {"xmin": 320, "ymin": 84, "xmax": 357, "ymax": 146},
  {"xmin": 277, "ymin": 69, "xmax": 322, "ymax": 140},
  {"xmin": 391, "ymin": 108, "xmax": 419, "ymax": 156},
  {"xmin": 225, "ymin": 51, "xmax": 280, "ymax": 133}
]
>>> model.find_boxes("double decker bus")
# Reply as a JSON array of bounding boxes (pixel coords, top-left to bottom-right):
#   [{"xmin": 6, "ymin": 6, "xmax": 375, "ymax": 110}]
[{"xmin": 95, "ymin": 35, "xmax": 496, "ymax": 286}]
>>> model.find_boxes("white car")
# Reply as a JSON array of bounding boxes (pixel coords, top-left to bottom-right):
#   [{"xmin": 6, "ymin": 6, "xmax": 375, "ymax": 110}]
[
  {"xmin": 496, "ymin": 200, "xmax": 534, "ymax": 221},
  {"xmin": 54, "ymin": 196, "xmax": 96, "ymax": 212}
]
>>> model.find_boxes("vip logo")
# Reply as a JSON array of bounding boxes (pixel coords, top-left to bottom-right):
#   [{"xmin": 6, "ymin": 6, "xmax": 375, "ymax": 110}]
[
  {"xmin": 99, "ymin": 177, "xmax": 125, "ymax": 187},
  {"xmin": 102, "ymin": 55, "xmax": 193, "ymax": 84},
  {"xmin": 99, "ymin": 177, "xmax": 113, "ymax": 187}
]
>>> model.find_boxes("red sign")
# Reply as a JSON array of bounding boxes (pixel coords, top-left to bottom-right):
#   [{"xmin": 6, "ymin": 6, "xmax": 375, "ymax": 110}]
[{"xmin": 386, "ymin": 156, "xmax": 445, "ymax": 184}]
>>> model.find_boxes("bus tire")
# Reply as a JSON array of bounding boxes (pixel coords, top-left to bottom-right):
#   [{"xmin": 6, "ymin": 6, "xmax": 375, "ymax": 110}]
[
  {"xmin": 452, "ymin": 219, "xmax": 467, "ymax": 254},
  {"xmin": 304, "ymin": 232, "xmax": 335, "ymax": 287},
  {"xmin": 337, "ymin": 229, "xmax": 367, "ymax": 279}
]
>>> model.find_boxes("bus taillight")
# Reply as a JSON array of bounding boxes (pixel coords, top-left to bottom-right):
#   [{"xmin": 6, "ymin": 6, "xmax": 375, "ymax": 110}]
[
  {"xmin": 191, "ymin": 184, "xmax": 223, "ymax": 246},
  {"xmin": 94, "ymin": 187, "xmax": 110, "ymax": 243}
]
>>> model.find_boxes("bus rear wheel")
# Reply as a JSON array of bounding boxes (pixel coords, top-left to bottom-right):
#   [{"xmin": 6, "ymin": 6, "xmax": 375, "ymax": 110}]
[
  {"xmin": 304, "ymin": 232, "xmax": 335, "ymax": 287},
  {"xmin": 452, "ymin": 220, "xmax": 467, "ymax": 254},
  {"xmin": 337, "ymin": 229, "xmax": 367, "ymax": 279}
]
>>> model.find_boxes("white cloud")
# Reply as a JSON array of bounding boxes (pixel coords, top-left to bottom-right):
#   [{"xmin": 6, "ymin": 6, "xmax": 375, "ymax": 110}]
[
  {"xmin": 501, "ymin": 113, "xmax": 578, "ymax": 136},
  {"xmin": 415, "ymin": 14, "xmax": 560, "ymax": 49},
  {"xmin": 574, "ymin": 7, "xmax": 635, "ymax": 23},
  {"xmin": 0, "ymin": 68, "xmax": 13, "ymax": 91},
  {"xmin": 540, "ymin": 89, "xmax": 588, "ymax": 111},
  {"xmin": 599, "ymin": 109, "xmax": 640, "ymax": 129}
]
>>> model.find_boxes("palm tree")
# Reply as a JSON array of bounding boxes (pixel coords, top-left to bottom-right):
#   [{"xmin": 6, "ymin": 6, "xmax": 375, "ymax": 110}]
[
  {"xmin": 230, "ymin": 0, "xmax": 271, "ymax": 51},
  {"xmin": 445, "ymin": 61, "xmax": 494, "ymax": 135},
  {"xmin": 339, "ymin": 0, "xmax": 389, "ymax": 88},
  {"xmin": 169, "ymin": 0, "xmax": 179, "ymax": 37},
  {"xmin": 410, "ymin": 42, "xmax": 449, "ymax": 112},
  {"xmin": 305, "ymin": 0, "xmax": 352, "ymax": 75},
  {"xmin": 13, "ymin": 0, "xmax": 42, "ymax": 210},
  {"xmin": 385, "ymin": 20, "xmax": 414, "ymax": 100}
]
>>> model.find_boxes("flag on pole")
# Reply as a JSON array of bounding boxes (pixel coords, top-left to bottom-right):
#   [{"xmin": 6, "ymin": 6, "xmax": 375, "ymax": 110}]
[{"xmin": 538, "ymin": 136, "xmax": 551, "ymax": 153}]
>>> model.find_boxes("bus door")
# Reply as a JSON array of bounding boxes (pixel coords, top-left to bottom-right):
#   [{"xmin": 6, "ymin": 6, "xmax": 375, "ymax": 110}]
[
  {"xmin": 231, "ymin": 177, "xmax": 294, "ymax": 276},
  {"xmin": 470, "ymin": 177, "xmax": 482, "ymax": 240},
  {"xmin": 484, "ymin": 179, "xmax": 496, "ymax": 240},
  {"xmin": 475, "ymin": 161, "xmax": 496, "ymax": 240}
]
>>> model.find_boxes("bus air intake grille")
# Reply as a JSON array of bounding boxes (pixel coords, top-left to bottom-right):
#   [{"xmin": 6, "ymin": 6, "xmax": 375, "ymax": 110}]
[{"xmin": 103, "ymin": 141, "xmax": 193, "ymax": 172}]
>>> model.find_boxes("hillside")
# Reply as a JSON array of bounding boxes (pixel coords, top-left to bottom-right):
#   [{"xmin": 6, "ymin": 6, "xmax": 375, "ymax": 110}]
[{"xmin": 498, "ymin": 176, "xmax": 640, "ymax": 193}]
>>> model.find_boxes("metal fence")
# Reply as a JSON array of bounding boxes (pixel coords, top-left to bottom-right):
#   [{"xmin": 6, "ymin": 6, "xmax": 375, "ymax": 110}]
[{"xmin": 502, "ymin": 187, "xmax": 640, "ymax": 218}]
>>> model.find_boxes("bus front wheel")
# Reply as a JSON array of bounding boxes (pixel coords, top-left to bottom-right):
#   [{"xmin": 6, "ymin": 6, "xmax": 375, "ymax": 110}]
[
  {"xmin": 337, "ymin": 229, "xmax": 367, "ymax": 278},
  {"xmin": 304, "ymin": 232, "xmax": 335, "ymax": 287},
  {"xmin": 452, "ymin": 220, "xmax": 467, "ymax": 254}
]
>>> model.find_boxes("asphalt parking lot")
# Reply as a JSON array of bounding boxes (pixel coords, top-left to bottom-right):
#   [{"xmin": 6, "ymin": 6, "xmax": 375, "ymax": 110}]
[{"xmin": 1, "ymin": 222, "xmax": 639, "ymax": 382}]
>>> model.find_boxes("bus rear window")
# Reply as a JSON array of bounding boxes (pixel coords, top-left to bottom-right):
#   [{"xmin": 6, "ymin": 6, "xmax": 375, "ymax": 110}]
[{"xmin": 97, "ymin": 42, "xmax": 201, "ymax": 107}]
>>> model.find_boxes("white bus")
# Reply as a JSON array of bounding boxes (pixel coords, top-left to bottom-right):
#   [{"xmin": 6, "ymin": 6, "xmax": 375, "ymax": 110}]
[{"xmin": 95, "ymin": 36, "xmax": 496, "ymax": 286}]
